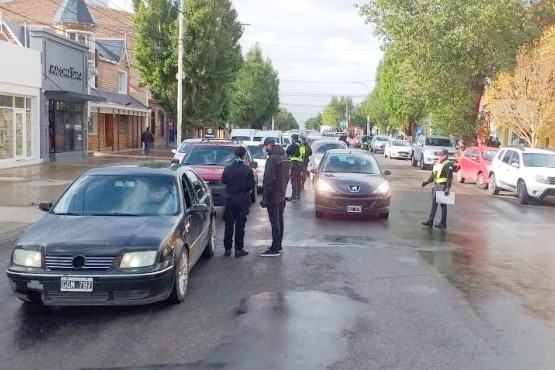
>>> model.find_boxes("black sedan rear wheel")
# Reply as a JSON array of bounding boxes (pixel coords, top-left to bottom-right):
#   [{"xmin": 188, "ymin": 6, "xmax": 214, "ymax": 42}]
[{"xmin": 168, "ymin": 249, "xmax": 189, "ymax": 304}]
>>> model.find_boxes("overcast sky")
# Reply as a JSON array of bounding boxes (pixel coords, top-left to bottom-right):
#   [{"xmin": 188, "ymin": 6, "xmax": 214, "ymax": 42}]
[{"xmin": 232, "ymin": 0, "xmax": 384, "ymax": 126}]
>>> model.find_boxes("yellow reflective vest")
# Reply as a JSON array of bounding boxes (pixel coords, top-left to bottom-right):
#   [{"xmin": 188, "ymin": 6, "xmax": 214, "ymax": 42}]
[
  {"xmin": 433, "ymin": 161, "xmax": 450, "ymax": 184},
  {"xmin": 290, "ymin": 143, "xmax": 305, "ymax": 163}
]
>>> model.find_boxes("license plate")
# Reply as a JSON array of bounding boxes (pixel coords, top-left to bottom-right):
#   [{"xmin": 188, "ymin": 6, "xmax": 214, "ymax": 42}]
[
  {"xmin": 60, "ymin": 277, "xmax": 93, "ymax": 292},
  {"xmin": 347, "ymin": 206, "xmax": 362, "ymax": 213}
]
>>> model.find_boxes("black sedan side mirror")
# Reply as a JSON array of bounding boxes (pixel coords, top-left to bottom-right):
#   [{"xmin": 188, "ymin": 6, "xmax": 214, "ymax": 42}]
[
  {"xmin": 383, "ymin": 170, "xmax": 391, "ymax": 176},
  {"xmin": 39, "ymin": 202, "xmax": 53, "ymax": 212},
  {"xmin": 189, "ymin": 203, "xmax": 208, "ymax": 213},
  {"xmin": 249, "ymin": 161, "xmax": 258, "ymax": 169},
  {"xmin": 171, "ymin": 158, "xmax": 180, "ymax": 165}
]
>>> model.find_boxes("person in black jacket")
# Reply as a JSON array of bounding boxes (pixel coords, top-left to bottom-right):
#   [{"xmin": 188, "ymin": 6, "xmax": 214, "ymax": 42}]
[
  {"xmin": 222, "ymin": 146, "xmax": 256, "ymax": 257},
  {"xmin": 141, "ymin": 127, "xmax": 154, "ymax": 156},
  {"xmin": 259, "ymin": 137, "xmax": 290, "ymax": 257}
]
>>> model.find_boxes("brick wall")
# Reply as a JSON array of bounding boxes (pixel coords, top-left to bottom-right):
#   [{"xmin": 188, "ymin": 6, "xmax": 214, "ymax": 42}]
[{"xmin": 97, "ymin": 59, "xmax": 129, "ymax": 93}]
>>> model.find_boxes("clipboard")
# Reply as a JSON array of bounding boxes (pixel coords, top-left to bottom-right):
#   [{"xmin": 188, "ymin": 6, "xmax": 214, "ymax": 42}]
[{"xmin": 435, "ymin": 191, "xmax": 456, "ymax": 205}]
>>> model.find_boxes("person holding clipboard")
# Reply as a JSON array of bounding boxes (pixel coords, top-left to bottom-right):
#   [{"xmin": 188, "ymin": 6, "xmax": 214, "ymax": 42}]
[{"xmin": 421, "ymin": 149, "xmax": 454, "ymax": 229}]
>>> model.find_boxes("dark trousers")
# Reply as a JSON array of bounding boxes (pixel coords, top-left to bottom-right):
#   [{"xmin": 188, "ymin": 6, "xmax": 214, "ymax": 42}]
[
  {"xmin": 290, "ymin": 162, "xmax": 303, "ymax": 198},
  {"xmin": 223, "ymin": 205, "xmax": 248, "ymax": 251},
  {"xmin": 267, "ymin": 201, "xmax": 285, "ymax": 251},
  {"xmin": 427, "ymin": 185, "xmax": 447, "ymax": 225},
  {"xmin": 143, "ymin": 142, "xmax": 152, "ymax": 155}
]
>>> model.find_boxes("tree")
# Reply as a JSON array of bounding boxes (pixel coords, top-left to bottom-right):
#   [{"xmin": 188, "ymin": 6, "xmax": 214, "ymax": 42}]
[
  {"xmin": 133, "ymin": 0, "xmax": 244, "ymax": 134},
  {"xmin": 489, "ymin": 27, "xmax": 555, "ymax": 147},
  {"xmin": 305, "ymin": 114, "xmax": 323, "ymax": 131},
  {"xmin": 274, "ymin": 107, "xmax": 299, "ymax": 131},
  {"xmin": 228, "ymin": 44, "xmax": 280, "ymax": 129},
  {"xmin": 321, "ymin": 97, "xmax": 354, "ymax": 129},
  {"xmin": 132, "ymin": 0, "xmax": 179, "ymax": 117}
]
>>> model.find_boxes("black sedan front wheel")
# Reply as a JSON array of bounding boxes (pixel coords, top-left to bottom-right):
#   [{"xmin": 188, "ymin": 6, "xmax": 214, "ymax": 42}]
[{"xmin": 168, "ymin": 249, "xmax": 189, "ymax": 304}]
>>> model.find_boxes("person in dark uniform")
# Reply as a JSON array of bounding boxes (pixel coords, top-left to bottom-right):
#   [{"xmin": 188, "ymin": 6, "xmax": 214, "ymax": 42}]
[
  {"xmin": 222, "ymin": 146, "xmax": 256, "ymax": 257},
  {"xmin": 286, "ymin": 134, "xmax": 304, "ymax": 201},
  {"xmin": 300, "ymin": 136, "xmax": 312, "ymax": 189},
  {"xmin": 421, "ymin": 149, "xmax": 454, "ymax": 229},
  {"xmin": 259, "ymin": 137, "xmax": 290, "ymax": 257}
]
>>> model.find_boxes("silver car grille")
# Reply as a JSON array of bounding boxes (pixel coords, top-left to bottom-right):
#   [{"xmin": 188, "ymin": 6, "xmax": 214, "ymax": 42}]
[{"xmin": 45, "ymin": 256, "xmax": 115, "ymax": 270}]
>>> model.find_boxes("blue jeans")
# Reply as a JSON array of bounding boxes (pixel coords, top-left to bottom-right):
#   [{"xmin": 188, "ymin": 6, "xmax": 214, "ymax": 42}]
[{"xmin": 143, "ymin": 142, "xmax": 152, "ymax": 155}]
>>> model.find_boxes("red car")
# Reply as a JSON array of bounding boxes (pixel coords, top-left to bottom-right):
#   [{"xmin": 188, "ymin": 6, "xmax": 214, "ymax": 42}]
[
  {"xmin": 456, "ymin": 146, "xmax": 499, "ymax": 189},
  {"xmin": 179, "ymin": 140, "xmax": 257, "ymax": 206}
]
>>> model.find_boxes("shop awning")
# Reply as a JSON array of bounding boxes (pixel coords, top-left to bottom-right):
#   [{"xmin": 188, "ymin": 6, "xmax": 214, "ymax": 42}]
[
  {"xmin": 44, "ymin": 90, "xmax": 106, "ymax": 102},
  {"xmin": 89, "ymin": 88, "xmax": 150, "ymax": 114}
]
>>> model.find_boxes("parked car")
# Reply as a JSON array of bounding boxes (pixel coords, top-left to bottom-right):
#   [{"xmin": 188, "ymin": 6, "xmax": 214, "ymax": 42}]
[
  {"xmin": 245, "ymin": 141, "xmax": 267, "ymax": 191},
  {"xmin": 411, "ymin": 135, "xmax": 456, "ymax": 169},
  {"xmin": 180, "ymin": 140, "xmax": 258, "ymax": 206},
  {"xmin": 370, "ymin": 135, "xmax": 390, "ymax": 153},
  {"xmin": 456, "ymin": 146, "xmax": 499, "ymax": 189},
  {"xmin": 6, "ymin": 164, "xmax": 216, "ymax": 306},
  {"xmin": 488, "ymin": 147, "xmax": 555, "ymax": 204},
  {"xmin": 384, "ymin": 139, "xmax": 412, "ymax": 159},
  {"xmin": 311, "ymin": 149, "xmax": 391, "ymax": 219},
  {"xmin": 229, "ymin": 128, "xmax": 255, "ymax": 142},
  {"xmin": 307, "ymin": 139, "xmax": 349, "ymax": 177},
  {"xmin": 171, "ymin": 138, "xmax": 202, "ymax": 162}
]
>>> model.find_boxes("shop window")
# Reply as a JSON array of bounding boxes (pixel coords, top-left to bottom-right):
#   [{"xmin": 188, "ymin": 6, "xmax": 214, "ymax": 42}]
[
  {"xmin": 118, "ymin": 71, "xmax": 128, "ymax": 94},
  {"xmin": 0, "ymin": 95, "xmax": 13, "ymax": 107},
  {"xmin": 88, "ymin": 114, "xmax": 98, "ymax": 134},
  {"xmin": 119, "ymin": 116, "xmax": 127, "ymax": 134},
  {"xmin": 15, "ymin": 97, "xmax": 24, "ymax": 108},
  {"xmin": 67, "ymin": 31, "xmax": 95, "ymax": 53},
  {"xmin": 26, "ymin": 110, "xmax": 32, "ymax": 157},
  {"xmin": 50, "ymin": 101, "xmax": 85, "ymax": 153}
]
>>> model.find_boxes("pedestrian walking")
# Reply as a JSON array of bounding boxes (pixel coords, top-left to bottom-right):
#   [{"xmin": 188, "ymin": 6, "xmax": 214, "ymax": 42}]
[
  {"xmin": 222, "ymin": 146, "xmax": 256, "ymax": 257},
  {"xmin": 259, "ymin": 137, "xmax": 290, "ymax": 257},
  {"xmin": 141, "ymin": 127, "xmax": 154, "ymax": 156},
  {"xmin": 286, "ymin": 134, "xmax": 305, "ymax": 201},
  {"xmin": 421, "ymin": 149, "xmax": 454, "ymax": 229}
]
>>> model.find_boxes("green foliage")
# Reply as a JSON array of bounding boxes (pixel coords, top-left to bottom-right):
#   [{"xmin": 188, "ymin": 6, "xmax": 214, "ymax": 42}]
[
  {"xmin": 133, "ymin": 0, "xmax": 244, "ymax": 136},
  {"xmin": 304, "ymin": 114, "xmax": 323, "ymax": 130},
  {"xmin": 274, "ymin": 107, "xmax": 299, "ymax": 131},
  {"xmin": 358, "ymin": 0, "xmax": 555, "ymax": 137},
  {"xmin": 228, "ymin": 44, "xmax": 280, "ymax": 129},
  {"xmin": 132, "ymin": 0, "xmax": 178, "ymax": 117},
  {"xmin": 321, "ymin": 97, "xmax": 354, "ymax": 129}
]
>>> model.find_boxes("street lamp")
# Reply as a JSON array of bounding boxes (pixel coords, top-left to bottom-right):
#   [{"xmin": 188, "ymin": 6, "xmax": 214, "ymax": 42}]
[{"xmin": 352, "ymin": 82, "xmax": 371, "ymax": 135}]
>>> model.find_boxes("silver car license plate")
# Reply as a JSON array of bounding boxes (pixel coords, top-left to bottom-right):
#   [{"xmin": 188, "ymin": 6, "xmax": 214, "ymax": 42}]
[
  {"xmin": 347, "ymin": 206, "xmax": 362, "ymax": 213},
  {"xmin": 60, "ymin": 277, "xmax": 93, "ymax": 292}
]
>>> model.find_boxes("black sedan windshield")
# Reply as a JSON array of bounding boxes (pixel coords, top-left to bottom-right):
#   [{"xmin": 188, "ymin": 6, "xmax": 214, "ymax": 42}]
[
  {"xmin": 53, "ymin": 175, "xmax": 180, "ymax": 216},
  {"xmin": 323, "ymin": 154, "xmax": 380, "ymax": 174}
]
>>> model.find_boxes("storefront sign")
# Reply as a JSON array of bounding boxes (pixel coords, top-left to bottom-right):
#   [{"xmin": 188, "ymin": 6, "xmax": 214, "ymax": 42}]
[{"xmin": 48, "ymin": 64, "xmax": 83, "ymax": 81}]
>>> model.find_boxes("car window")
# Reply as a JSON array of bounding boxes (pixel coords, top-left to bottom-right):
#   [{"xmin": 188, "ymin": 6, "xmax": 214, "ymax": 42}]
[
  {"xmin": 497, "ymin": 149, "xmax": 506, "ymax": 160},
  {"xmin": 53, "ymin": 174, "xmax": 180, "ymax": 216},
  {"xmin": 184, "ymin": 146, "xmax": 236, "ymax": 165},
  {"xmin": 510, "ymin": 152, "xmax": 521, "ymax": 165},
  {"xmin": 185, "ymin": 170, "xmax": 207, "ymax": 201},
  {"xmin": 323, "ymin": 154, "xmax": 379, "ymax": 174},
  {"xmin": 523, "ymin": 153, "xmax": 555, "ymax": 168},
  {"xmin": 376, "ymin": 136, "xmax": 389, "ymax": 141},
  {"xmin": 468, "ymin": 149, "xmax": 478, "ymax": 158},
  {"xmin": 425, "ymin": 137, "xmax": 452, "ymax": 146},
  {"xmin": 391, "ymin": 140, "xmax": 410, "ymax": 146},
  {"xmin": 481, "ymin": 149, "xmax": 498, "ymax": 161},
  {"xmin": 231, "ymin": 136, "xmax": 251, "ymax": 141},
  {"xmin": 248, "ymin": 145, "xmax": 266, "ymax": 160},
  {"xmin": 181, "ymin": 174, "xmax": 194, "ymax": 209},
  {"xmin": 501, "ymin": 150, "xmax": 514, "ymax": 164},
  {"xmin": 177, "ymin": 140, "xmax": 197, "ymax": 153},
  {"xmin": 314, "ymin": 142, "xmax": 347, "ymax": 154}
]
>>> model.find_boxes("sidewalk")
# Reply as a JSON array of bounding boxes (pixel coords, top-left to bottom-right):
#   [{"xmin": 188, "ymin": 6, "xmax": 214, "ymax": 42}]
[{"xmin": 0, "ymin": 145, "xmax": 174, "ymax": 243}]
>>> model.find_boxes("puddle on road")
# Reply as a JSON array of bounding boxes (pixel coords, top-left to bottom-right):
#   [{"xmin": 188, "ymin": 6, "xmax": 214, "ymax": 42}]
[{"xmin": 201, "ymin": 291, "xmax": 364, "ymax": 369}]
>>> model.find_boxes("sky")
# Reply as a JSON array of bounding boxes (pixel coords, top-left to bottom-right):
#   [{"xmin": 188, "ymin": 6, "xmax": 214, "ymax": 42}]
[
  {"xmin": 86, "ymin": 0, "xmax": 384, "ymax": 127},
  {"xmin": 232, "ymin": 0, "xmax": 384, "ymax": 126}
]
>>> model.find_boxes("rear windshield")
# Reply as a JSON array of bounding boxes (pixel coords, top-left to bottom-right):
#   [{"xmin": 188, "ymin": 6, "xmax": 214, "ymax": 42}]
[
  {"xmin": 523, "ymin": 153, "xmax": 555, "ymax": 168},
  {"xmin": 323, "ymin": 154, "xmax": 380, "ymax": 174},
  {"xmin": 376, "ymin": 136, "xmax": 389, "ymax": 141},
  {"xmin": 231, "ymin": 136, "xmax": 251, "ymax": 142},
  {"xmin": 184, "ymin": 146, "xmax": 237, "ymax": 166},
  {"xmin": 392, "ymin": 140, "xmax": 410, "ymax": 147},
  {"xmin": 425, "ymin": 138, "xmax": 453, "ymax": 147},
  {"xmin": 248, "ymin": 145, "xmax": 266, "ymax": 160}
]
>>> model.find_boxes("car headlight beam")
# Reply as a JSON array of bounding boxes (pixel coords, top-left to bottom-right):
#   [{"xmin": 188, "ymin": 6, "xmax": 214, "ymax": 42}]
[
  {"xmin": 374, "ymin": 181, "xmax": 390, "ymax": 194},
  {"xmin": 535, "ymin": 175, "xmax": 550, "ymax": 184},
  {"xmin": 120, "ymin": 251, "xmax": 157, "ymax": 268},
  {"xmin": 316, "ymin": 179, "xmax": 336, "ymax": 193},
  {"xmin": 12, "ymin": 249, "xmax": 42, "ymax": 268}
]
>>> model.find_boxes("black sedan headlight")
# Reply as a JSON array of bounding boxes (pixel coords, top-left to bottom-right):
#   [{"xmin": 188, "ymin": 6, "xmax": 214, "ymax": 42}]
[
  {"xmin": 120, "ymin": 251, "xmax": 157, "ymax": 268},
  {"xmin": 12, "ymin": 249, "xmax": 42, "ymax": 268}
]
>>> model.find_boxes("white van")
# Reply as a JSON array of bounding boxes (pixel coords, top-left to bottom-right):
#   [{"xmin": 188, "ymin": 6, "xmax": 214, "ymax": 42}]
[
  {"xmin": 253, "ymin": 130, "xmax": 283, "ymax": 145},
  {"xmin": 230, "ymin": 128, "xmax": 256, "ymax": 142}
]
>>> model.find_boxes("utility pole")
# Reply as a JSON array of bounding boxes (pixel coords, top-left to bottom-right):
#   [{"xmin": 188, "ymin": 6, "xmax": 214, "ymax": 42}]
[{"xmin": 176, "ymin": 0, "xmax": 185, "ymax": 145}]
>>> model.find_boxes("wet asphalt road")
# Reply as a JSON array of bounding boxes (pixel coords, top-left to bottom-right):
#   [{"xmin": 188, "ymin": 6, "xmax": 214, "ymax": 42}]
[{"xmin": 1, "ymin": 155, "xmax": 555, "ymax": 369}]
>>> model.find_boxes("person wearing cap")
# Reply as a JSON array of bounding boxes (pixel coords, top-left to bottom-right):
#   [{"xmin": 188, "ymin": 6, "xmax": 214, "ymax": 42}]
[
  {"xmin": 421, "ymin": 149, "xmax": 454, "ymax": 229},
  {"xmin": 259, "ymin": 137, "xmax": 290, "ymax": 257},
  {"xmin": 285, "ymin": 133, "xmax": 305, "ymax": 200},
  {"xmin": 221, "ymin": 146, "xmax": 256, "ymax": 257}
]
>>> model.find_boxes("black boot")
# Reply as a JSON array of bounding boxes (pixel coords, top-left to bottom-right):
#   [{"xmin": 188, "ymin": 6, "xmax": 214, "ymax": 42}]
[
  {"xmin": 224, "ymin": 249, "xmax": 232, "ymax": 257},
  {"xmin": 234, "ymin": 249, "xmax": 249, "ymax": 257},
  {"xmin": 421, "ymin": 221, "xmax": 433, "ymax": 227}
]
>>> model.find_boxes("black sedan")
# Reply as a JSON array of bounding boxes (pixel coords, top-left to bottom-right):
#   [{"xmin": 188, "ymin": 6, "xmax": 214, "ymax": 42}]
[
  {"xmin": 6, "ymin": 164, "xmax": 216, "ymax": 306},
  {"xmin": 311, "ymin": 149, "xmax": 391, "ymax": 219}
]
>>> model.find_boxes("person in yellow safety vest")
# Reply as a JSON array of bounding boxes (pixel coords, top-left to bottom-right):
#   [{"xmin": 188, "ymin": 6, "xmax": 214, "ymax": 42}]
[
  {"xmin": 300, "ymin": 136, "xmax": 312, "ymax": 188},
  {"xmin": 420, "ymin": 149, "xmax": 454, "ymax": 229},
  {"xmin": 286, "ymin": 133, "xmax": 304, "ymax": 201}
]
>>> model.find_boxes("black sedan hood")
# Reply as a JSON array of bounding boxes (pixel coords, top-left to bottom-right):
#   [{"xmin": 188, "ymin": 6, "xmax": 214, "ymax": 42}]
[
  {"xmin": 17, "ymin": 214, "xmax": 178, "ymax": 254},
  {"xmin": 321, "ymin": 172, "xmax": 387, "ymax": 196}
]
